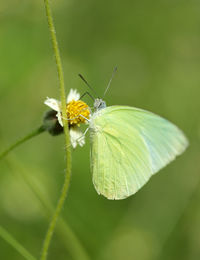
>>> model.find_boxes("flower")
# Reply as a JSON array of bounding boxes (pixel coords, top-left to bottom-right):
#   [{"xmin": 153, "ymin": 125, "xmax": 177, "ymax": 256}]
[{"xmin": 44, "ymin": 89, "xmax": 90, "ymax": 148}]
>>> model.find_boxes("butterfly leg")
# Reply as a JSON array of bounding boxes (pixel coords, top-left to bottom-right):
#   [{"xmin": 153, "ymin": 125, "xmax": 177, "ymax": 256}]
[
  {"xmin": 66, "ymin": 127, "xmax": 89, "ymax": 148},
  {"xmin": 61, "ymin": 109, "xmax": 91, "ymax": 123},
  {"xmin": 62, "ymin": 114, "xmax": 91, "ymax": 123}
]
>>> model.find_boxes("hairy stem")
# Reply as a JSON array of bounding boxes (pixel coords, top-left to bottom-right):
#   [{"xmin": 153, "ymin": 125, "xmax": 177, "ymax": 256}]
[
  {"xmin": 41, "ymin": 1, "xmax": 72, "ymax": 259},
  {"xmin": 0, "ymin": 225, "xmax": 36, "ymax": 260},
  {"xmin": 0, "ymin": 126, "xmax": 45, "ymax": 160}
]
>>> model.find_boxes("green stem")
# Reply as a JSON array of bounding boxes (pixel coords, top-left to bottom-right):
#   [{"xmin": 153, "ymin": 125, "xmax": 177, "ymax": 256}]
[
  {"xmin": 41, "ymin": 1, "xmax": 72, "ymax": 260},
  {"xmin": 0, "ymin": 225, "xmax": 37, "ymax": 260},
  {"xmin": 0, "ymin": 126, "xmax": 45, "ymax": 160}
]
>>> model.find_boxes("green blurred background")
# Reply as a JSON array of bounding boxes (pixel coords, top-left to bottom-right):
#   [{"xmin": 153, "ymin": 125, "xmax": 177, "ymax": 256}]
[{"xmin": 0, "ymin": 0, "xmax": 200, "ymax": 259}]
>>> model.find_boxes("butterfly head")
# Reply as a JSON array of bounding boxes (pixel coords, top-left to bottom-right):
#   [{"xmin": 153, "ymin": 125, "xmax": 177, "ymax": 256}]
[
  {"xmin": 94, "ymin": 98, "xmax": 107, "ymax": 111},
  {"xmin": 79, "ymin": 67, "xmax": 117, "ymax": 112}
]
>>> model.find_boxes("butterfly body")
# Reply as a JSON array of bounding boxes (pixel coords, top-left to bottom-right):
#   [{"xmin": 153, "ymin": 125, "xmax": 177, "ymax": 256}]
[{"xmin": 89, "ymin": 103, "xmax": 188, "ymax": 200}]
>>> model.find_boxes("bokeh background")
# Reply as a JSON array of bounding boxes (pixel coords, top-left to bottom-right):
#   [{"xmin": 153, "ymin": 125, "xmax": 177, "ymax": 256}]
[{"xmin": 0, "ymin": 0, "xmax": 200, "ymax": 259}]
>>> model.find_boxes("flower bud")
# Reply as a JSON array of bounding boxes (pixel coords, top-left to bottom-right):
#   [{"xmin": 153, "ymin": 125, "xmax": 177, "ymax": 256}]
[{"xmin": 43, "ymin": 110, "xmax": 63, "ymax": 136}]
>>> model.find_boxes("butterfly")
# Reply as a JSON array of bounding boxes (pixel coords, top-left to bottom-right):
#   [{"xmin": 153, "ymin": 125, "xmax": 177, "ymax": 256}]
[{"xmin": 86, "ymin": 84, "xmax": 188, "ymax": 200}]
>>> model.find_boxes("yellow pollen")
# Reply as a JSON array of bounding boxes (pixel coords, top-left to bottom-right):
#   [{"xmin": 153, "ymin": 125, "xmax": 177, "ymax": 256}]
[{"xmin": 66, "ymin": 100, "xmax": 90, "ymax": 125}]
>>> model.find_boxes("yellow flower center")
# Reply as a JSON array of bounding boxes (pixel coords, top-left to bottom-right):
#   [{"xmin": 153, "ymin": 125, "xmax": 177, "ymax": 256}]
[{"xmin": 66, "ymin": 100, "xmax": 90, "ymax": 125}]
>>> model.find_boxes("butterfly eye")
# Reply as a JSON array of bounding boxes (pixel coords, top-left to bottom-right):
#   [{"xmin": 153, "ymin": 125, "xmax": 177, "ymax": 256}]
[{"xmin": 94, "ymin": 99, "xmax": 106, "ymax": 111}]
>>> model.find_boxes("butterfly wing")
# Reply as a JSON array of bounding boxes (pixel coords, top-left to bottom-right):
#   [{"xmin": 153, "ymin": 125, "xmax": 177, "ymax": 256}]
[{"xmin": 90, "ymin": 106, "xmax": 188, "ymax": 200}]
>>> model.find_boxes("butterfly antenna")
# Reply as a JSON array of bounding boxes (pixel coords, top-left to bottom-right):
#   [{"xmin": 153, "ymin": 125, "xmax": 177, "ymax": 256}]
[
  {"xmin": 78, "ymin": 74, "xmax": 99, "ymax": 97},
  {"xmin": 103, "ymin": 66, "xmax": 117, "ymax": 97}
]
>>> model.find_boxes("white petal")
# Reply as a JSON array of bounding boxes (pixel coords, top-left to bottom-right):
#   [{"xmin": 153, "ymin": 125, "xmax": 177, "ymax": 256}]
[
  {"xmin": 67, "ymin": 89, "xmax": 80, "ymax": 103},
  {"xmin": 56, "ymin": 111, "xmax": 63, "ymax": 127},
  {"xmin": 69, "ymin": 126, "xmax": 85, "ymax": 148},
  {"xmin": 44, "ymin": 97, "xmax": 61, "ymax": 112}
]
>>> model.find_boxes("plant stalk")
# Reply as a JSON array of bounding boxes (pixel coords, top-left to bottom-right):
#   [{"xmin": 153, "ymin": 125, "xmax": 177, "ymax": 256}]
[
  {"xmin": 0, "ymin": 225, "xmax": 37, "ymax": 260},
  {"xmin": 0, "ymin": 126, "xmax": 45, "ymax": 160},
  {"xmin": 41, "ymin": 1, "xmax": 72, "ymax": 259}
]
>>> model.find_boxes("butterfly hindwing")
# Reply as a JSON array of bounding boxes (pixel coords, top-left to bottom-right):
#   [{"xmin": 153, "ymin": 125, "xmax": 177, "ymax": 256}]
[{"xmin": 90, "ymin": 106, "xmax": 188, "ymax": 200}]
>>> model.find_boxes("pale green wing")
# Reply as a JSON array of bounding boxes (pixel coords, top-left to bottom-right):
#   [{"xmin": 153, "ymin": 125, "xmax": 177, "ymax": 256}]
[{"xmin": 90, "ymin": 106, "xmax": 188, "ymax": 200}]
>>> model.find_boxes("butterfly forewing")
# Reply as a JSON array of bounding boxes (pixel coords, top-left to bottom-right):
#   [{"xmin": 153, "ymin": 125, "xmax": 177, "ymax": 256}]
[{"xmin": 90, "ymin": 106, "xmax": 188, "ymax": 200}]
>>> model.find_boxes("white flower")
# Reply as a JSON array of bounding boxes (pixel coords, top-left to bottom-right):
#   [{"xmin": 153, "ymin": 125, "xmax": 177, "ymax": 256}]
[{"xmin": 44, "ymin": 89, "xmax": 88, "ymax": 148}]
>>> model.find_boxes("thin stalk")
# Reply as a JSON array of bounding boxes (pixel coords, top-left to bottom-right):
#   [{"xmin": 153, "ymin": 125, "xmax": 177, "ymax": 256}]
[
  {"xmin": 0, "ymin": 126, "xmax": 45, "ymax": 160},
  {"xmin": 0, "ymin": 225, "xmax": 36, "ymax": 260},
  {"xmin": 41, "ymin": 1, "xmax": 72, "ymax": 260}
]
